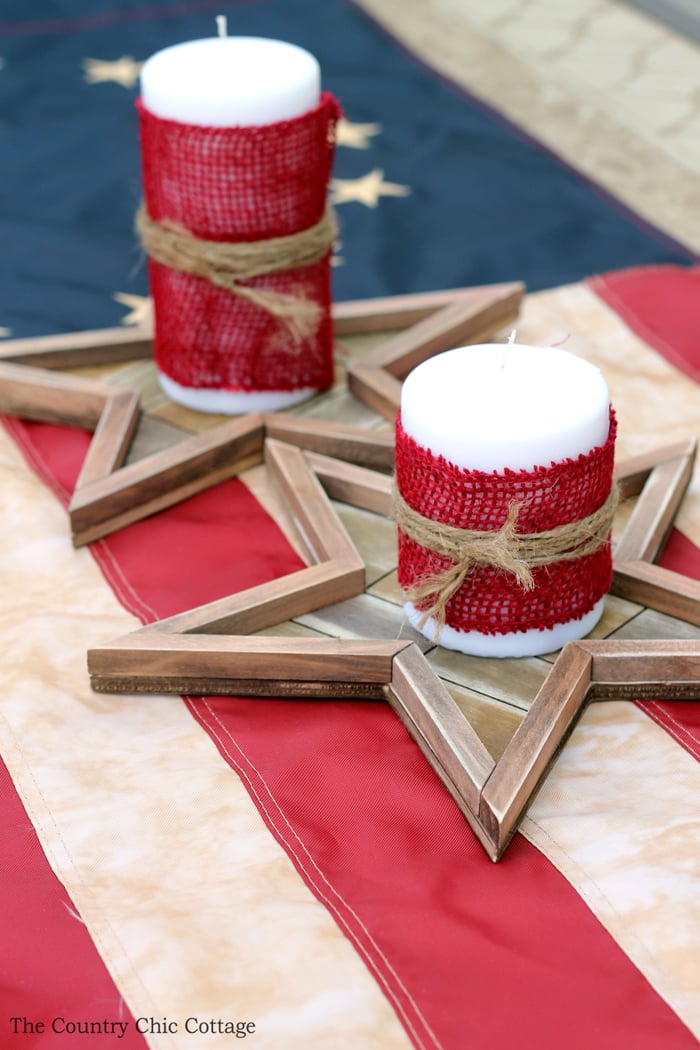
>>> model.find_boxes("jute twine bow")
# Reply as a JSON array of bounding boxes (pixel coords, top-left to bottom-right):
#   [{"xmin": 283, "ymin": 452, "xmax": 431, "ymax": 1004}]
[
  {"xmin": 136, "ymin": 202, "xmax": 337, "ymax": 346},
  {"xmin": 394, "ymin": 482, "xmax": 618, "ymax": 634}
]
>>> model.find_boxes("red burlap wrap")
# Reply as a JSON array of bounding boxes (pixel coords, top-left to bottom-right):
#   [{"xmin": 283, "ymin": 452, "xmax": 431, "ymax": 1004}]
[
  {"xmin": 137, "ymin": 93, "xmax": 341, "ymax": 392},
  {"xmin": 395, "ymin": 409, "xmax": 617, "ymax": 636}
]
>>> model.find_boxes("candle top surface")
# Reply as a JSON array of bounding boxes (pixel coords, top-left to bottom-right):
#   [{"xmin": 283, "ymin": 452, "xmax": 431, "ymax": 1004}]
[
  {"xmin": 140, "ymin": 36, "xmax": 321, "ymax": 126},
  {"xmin": 400, "ymin": 343, "xmax": 610, "ymax": 473}
]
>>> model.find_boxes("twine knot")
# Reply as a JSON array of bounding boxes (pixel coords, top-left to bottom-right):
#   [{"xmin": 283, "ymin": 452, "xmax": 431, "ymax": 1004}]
[
  {"xmin": 394, "ymin": 482, "xmax": 618, "ymax": 635},
  {"xmin": 136, "ymin": 202, "xmax": 337, "ymax": 346}
]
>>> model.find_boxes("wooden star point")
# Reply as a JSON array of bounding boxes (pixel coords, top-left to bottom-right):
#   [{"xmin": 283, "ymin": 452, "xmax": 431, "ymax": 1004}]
[
  {"xmin": 341, "ymin": 282, "xmax": 525, "ymax": 419},
  {"xmin": 88, "ymin": 612, "xmax": 700, "ymax": 862},
  {"xmin": 0, "ymin": 358, "xmax": 397, "ymax": 547},
  {"xmin": 87, "ymin": 441, "xmax": 400, "ymax": 694},
  {"xmin": 613, "ymin": 438, "xmax": 700, "ymax": 625}
]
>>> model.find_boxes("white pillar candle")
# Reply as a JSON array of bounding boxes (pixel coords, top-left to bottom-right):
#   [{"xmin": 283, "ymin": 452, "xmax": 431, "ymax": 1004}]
[
  {"xmin": 399, "ymin": 343, "xmax": 612, "ymax": 657},
  {"xmin": 140, "ymin": 32, "xmax": 322, "ymax": 414},
  {"xmin": 140, "ymin": 34, "xmax": 321, "ymax": 128}
]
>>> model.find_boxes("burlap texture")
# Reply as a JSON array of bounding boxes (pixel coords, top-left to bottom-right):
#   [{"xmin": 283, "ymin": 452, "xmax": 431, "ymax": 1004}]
[
  {"xmin": 395, "ymin": 409, "xmax": 617, "ymax": 636},
  {"xmin": 138, "ymin": 93, "xmax": 341, "ymax": 392}
]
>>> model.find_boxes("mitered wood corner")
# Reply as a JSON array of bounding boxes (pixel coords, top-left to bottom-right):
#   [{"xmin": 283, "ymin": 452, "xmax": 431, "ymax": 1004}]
[{"xmin": 613, "ymin": 439, "xmax": 699, "ymax": 625}]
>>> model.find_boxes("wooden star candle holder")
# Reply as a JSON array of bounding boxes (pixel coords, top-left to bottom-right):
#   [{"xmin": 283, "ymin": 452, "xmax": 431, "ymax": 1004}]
[
  {"xmin": 87, "ymin": 435, "xmax": 700, "ymax": 861},
  {"xmin": 0, "ymin": 281, "xmax": 521, "ymax": 544},
  {"xmin": 88, "ymin": 601, "xmax": 700, "ymax": 861},
  {"xmin": 3, "ymin": 283, "xmax": 698, "ymax": 860}
]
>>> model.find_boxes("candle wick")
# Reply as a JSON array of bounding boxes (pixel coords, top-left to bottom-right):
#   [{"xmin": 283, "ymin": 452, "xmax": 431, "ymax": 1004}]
[
  {"xmin": 216, "ymin": 14, "xmax": 228, "ymax": 38},
  {"xmin": 501, "ymin": 329, "xmax": 516, "ymax": 368}
]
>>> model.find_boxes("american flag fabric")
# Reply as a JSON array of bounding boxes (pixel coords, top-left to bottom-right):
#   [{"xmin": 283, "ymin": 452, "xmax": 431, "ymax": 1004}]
[
  {"xmin": 0, "ymin": 0, "xmax": 694, "ymax": 340},
  {"xmin": 0, "ymin": 2, "xmax": 698, "ymax": 1048}
]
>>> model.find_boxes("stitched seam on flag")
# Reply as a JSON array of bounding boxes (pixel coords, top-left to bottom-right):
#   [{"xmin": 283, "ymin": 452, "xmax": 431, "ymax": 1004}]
[
  {"xmin": 1, "ymin": 420, "xmax": 159, "ymax": 626},
  {"xmin": 523, "ymin": 814, "xmax": 700, "ymax": 1032},
  {"xmin": 186, "ymin": 696, "xmax": 442, "ymax": 1050},
  {"xmin": 0, "ymin": 1, "xmax": 239, "ymax": 37},
  {"xmin": 0, "ymin": 709, "xmax": 165, "ymax": 1036},
  {"xmin": 91, "ymin": 541, "xmax": 160, "ymax": 625},
  {"xmin": 638, "ymin": 701, "xmax": 700, "ymax": 761},
  {"xmin": 1, "ymin": 418, "xmax": 72, "ymax": 505},
  {"xmin": 188, "ymin": 697, "xmax": 440, "ymax": 1050},
  {"xmin": 520, "ymin": 815, "xmax": 690, "ymax": 1004}
]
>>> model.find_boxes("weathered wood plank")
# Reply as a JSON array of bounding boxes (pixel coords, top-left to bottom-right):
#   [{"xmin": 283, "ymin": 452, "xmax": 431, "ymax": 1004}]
[
  {"xmin": 265, "ymin": 439, "xmax": 364, "ymax": 566},
  {"xmin": 390, "ymin": 644, "xmax": 494, "ymax": 815},
  {"xmin": 347, "ymin": 365, "xmax": 403, "ymax": 421},
  {"xmin": 384, "ymin": 683, "xmax": 501, "ymax": 860},
  {"xmin": 611, "ymin": 561, "xmax": 700, "ymax": 627},
  {"xmin": 0, "ymin": 361, "xmax": 110, "ymax": 428},
  {"xmin": 68, "ymin": 414, "xmax": 265, "ymax": 545},
  {"xmin": 263, "ymin": 412, "xmax": 394, "ymax": 471},
  {"xmin": 583, "ymin": 638, "xmax": 700, "ymax": 699},
  {"xmin": 305, "ymin": 451, "xmax": 393, "ymax": 517},
  {"xmin": 480, "ymin": 642, "xmax": 593, "ymax": 858},
  {"xmin": 75, "ymin": 388, "xmax": 141, "ymax": 489},
  {"xmin": 88, "ymin": 634, "xmax": 411, "ymax": 692},
  {"xmin": 614, "ymin": 439, "xmax": 697, "ymax": 499},
  {"xmin": 296, "ymin": 591, "xmax": 428, "ymax": 649},
  {"xmin": 332, "ymin": 281, "xmax": 523, "ymax": 336},
  {"xmin": 134, "ymin": 559, "xmax": 366, "ymax": 637},
  {"xmin": 0, "ymin": 326, "xmax": 152, "ymax": 368},
  {"xmin": 614, "ymin": 444, "xmax": 696, "ymax": 563},
  {"xmin": 350, "ymin": 286, "xmax": 524, "ymax": 375}
]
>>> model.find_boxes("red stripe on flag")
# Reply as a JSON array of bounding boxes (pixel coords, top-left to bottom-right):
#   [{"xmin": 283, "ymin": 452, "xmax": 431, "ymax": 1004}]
[
  {"xmin": 588, "ymin": 264, "xmax": 700, "ymax": 383},
  {"xmin": 635, "ymin": 528, "xmax": 700, "ymax": 754},
  {"xmin": 0, "ymin": 752, "xmax": 147, "ymax": 1048},
  {"xmin": 3, "ymin": 413, "xmax": 697, "ymax": 1049}
]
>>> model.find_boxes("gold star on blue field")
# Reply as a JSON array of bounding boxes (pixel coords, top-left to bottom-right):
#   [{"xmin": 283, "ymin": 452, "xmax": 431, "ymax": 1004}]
[
  {"xmin": 330, "ymin": 169, "xmax": 411, "ymax": 208},
  {"xmin": 83, "ymin": 56, "xmax": 142, "ymax": 88},
  {"xmin": 336, "ymin": 119, "xmax": 382, "ymax": 149},
  {"xmin": 113, "ymin": 293, "xmax": 151, "ymax": 326}
]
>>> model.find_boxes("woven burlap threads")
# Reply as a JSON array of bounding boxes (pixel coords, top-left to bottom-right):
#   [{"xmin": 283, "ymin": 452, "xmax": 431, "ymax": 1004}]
[
  {"xmin": 136, "ymin": 202, "xmax": 337, "ymax": 346},
  {"xmin": 394, "ymin": 482, "xmax": 618, "ymax": 634}
]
